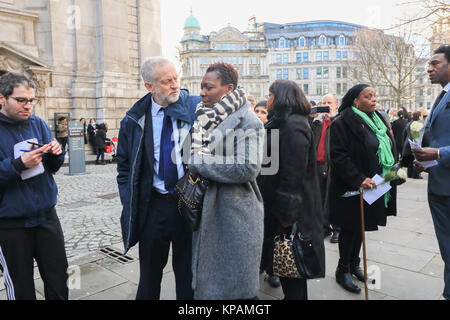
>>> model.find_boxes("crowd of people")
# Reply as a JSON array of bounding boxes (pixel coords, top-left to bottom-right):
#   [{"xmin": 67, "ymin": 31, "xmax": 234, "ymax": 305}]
[{"xmin": 0, "ymin": 44, "xmax": 449, "ymax": 301}]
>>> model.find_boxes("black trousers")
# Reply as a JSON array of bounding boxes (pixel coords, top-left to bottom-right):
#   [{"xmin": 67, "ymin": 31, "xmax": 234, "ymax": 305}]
[
  {"xmin": 0, "ymin": 209, "xmax": 69, "ymax": 300},
  {"xmin": 338, "ymin": 228, "xmax": 362, "ymax": 266},
  {"xmin": 280, "ymin": 277, "xmax": 308, "ymax": 300},
  {"xmin": 136, "ymin": 192, "xmax": 193, "ymax": 300},
  {"xmin": 317, "ymin": 164, "xmax": 340, "ymax": 233}
]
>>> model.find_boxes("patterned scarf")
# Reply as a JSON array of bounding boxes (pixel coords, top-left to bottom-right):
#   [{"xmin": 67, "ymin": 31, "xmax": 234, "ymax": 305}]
[{"xmin": 191, "ymin": 88, "xmax": 247, "ymax": 155}]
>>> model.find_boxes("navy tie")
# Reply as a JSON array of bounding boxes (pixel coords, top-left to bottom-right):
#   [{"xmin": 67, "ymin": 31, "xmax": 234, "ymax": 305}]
[{"xmin": 158, "ymin": 108, "xmax": 178, "ymax": 193}]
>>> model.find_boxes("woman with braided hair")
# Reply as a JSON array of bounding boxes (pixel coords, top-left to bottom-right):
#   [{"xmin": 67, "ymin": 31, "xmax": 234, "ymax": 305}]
[{"xmin": 188, "ymin": 63, "xmax": 265, "ymax": 300}]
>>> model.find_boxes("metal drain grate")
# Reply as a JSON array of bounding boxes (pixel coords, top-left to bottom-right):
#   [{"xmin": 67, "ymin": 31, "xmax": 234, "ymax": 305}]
[{"xmin": 99, "ymin": 247, "xmax": 136, "ymax": 264}]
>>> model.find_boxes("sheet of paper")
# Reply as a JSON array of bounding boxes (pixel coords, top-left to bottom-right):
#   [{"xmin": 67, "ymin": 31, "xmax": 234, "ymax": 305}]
[
  {"xmin": 363, "ymin": 174, "xmax": 392, "ymax": 205},
  {"xmin": 13, "ymin": 138, "xmax": 45, "ymax": 180},
  {"xmin": 408, "ymin": 139, "xmax": 438, "ymax": 169}
]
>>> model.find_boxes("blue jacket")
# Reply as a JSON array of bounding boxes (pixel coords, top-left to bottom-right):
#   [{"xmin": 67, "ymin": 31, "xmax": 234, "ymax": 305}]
[
  {"xmin": 116, "ymin": 90, "xmax": 200, "ymax": 253},
  {"xmin": 427, "ymin": 89, "xmax": 450, "ymax": 196},
  {"xmin": 0, "ymin": 113, "xmax": 65, "ymax": 227}
]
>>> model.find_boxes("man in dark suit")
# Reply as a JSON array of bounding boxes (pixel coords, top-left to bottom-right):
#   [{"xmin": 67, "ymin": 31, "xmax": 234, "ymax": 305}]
[
  {"xmin": 116, "ymin": 57, "xmax": 200, "ymax": 300},
  {"xmin": 413, "ymin": 45, "xmax": 450, "ymax": 300}
]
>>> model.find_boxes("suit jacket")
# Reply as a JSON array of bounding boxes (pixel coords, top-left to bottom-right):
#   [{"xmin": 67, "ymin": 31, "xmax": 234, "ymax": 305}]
[{"xmin": 426, "ymin": 88, "xmax": 450, "ymax": 196}]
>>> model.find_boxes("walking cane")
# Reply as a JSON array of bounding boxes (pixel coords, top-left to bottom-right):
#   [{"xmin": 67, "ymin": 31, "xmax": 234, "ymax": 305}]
[{"xmin": 359, "ymin": 188, "xmax": 369, "ymax": 300}]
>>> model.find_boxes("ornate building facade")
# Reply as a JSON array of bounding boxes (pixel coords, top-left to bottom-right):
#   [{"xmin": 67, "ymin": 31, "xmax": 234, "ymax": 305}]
[
  {"xmin": 179, "ymin": 14, "xmax": 269, "ymax": 102},
  {"xmin": 0, "ymin": 0, "xmax": 161, "ymax": 136}
]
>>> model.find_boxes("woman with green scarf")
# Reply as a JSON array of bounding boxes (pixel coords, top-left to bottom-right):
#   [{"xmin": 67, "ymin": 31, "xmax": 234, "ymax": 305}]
[{"xmin": 329, "ymin": 84, "xmax": 400, "ymax": 294}]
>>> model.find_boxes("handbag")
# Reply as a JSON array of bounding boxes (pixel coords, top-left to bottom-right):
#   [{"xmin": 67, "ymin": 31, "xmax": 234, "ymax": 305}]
[
  {"xmin": 174, "ymin": 171, "xmax": 208, "ymax": 232},
  {"xmin": 273, "ymin": 223, "xmax": 322, "ymax": 279}
]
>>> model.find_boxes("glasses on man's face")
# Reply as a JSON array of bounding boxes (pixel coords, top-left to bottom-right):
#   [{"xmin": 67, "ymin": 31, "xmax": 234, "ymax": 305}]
[{"xmin": 9, "ymin": 97, "xmax": 40, "ymax": 106}]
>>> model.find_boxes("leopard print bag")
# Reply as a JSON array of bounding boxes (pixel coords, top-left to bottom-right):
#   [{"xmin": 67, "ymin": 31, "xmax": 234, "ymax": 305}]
[{"xmin": 273, "ymin": 234, "xmax": 302, "ymax": 278}]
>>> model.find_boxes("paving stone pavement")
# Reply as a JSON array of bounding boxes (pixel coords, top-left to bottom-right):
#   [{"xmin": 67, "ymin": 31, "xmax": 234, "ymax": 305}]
[{"xmin": 0, "ymin": 167, "xmax": 446, "ymax": 300}]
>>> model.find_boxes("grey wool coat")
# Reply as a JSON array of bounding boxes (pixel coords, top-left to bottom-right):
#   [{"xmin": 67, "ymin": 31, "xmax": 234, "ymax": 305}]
[{"xmin": 188, "ymin": 103, "xmax": 265, "ymax": 300}]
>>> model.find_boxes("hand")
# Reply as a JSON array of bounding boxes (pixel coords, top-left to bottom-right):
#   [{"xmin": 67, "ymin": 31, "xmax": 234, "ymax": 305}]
[
  {"xmin": 47, "ymin": 140, "xmax": 63, "ymax": 156},
  {"xmin": 21, "ymin": 145, "xmax": 52, "ymax": 168},
  {"xmin": 413, "ymin": 160, "xmax": 426, "ymax": 173},
  {"xmin": 412, "ymin": 147, "xmax": 439, "ymax": 161},
  {"xmin": 361, "ymin": 177, "xmax": 377, "ymax": 190}
]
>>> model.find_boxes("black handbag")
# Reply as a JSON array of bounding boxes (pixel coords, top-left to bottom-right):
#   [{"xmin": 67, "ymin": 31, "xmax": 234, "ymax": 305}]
[
  {"xmin": 273, "ymin": 223, "xmax": 322, "ymax": 279},
  {"xmin": 174, "ymin": 171, "xmax": 208, "ymax": 232}
]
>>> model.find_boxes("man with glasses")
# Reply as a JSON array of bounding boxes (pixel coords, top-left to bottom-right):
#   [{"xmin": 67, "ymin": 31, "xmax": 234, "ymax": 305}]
[{"xmin": 0, "ymin": 72, "xmax": 68, "ymax": 300}]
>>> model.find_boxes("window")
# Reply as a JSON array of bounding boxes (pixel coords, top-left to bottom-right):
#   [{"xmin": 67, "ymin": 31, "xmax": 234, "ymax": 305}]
[
  {"xmin": 343, "ymin": 51, "xmax": 348, "ymax": 59},
  {"xmin": 276, "ymin": 54, "xmax": 282, "ymax": 64},
  {"xmin": 233, "ymin": 57, "xmax": 237, "ymax": 65},
  {"xmin": 253, "ymin": 57, "xmax": 258, "ymax": 65},
  {"xmin": 296, "ymin": 68, "xmax": 302, "ymax": 79},
  {"xmin": 280, "ymin": 38, "xmax": 285, "ymax": 48},
  {"xmin": 323, "ymin": 67, "xmax": 329, "ymax": 79},
  {"xmin": 320, "ymin": 35, "xmax": 326, "ymax": 45},
  {"xmin": 273, "ymin": 40, "xmax": 277, "ymax": 48},
  {"xmin": 238, "ymin": 44, "xmax": 242, "ymax": 51},
  {"xmin": 317, "ymin": 83, "xmax": 322, "ymax": 95},
  {"xmin": 232, "ymin": 44, "xmax": 236, "ymax": 51},
  {"xmin": 323, "ymin": 83, "xmax": 329, "ymax": 94},
  {"xmin": 339, "ymin": 36, "xmax": 345, "ymax": 46},
  {"xmin": 296, "ymin": 53, "xmax": 302, "ymax": 63},
  {"xmin": 336, "ymin": 83, "xmax": 342, "ymax": 95},
  {"xmin": 294, "ymin": 40, "xmax": 298, "ymax": 47},
  {"xmin": 303, "ymin": 68, "xmax": 309, "ymax": 79},
  {"xmin": 327, "ymin": 37, "xmax": 333, "ymax": 46},
  {"xmin": 336, "ymin": 67, "xmax": 341, "ymax": 78},
  {"xmin": 277, "ymin": 69, "xmax": 282, "ymax": 80},
  {"xmin": 287, "ymin": 40, "xmax": 291, "ymax": 48},
  {"xmin": 238, "ymin": 69, "xmax": 243, "ymax": 77},
  {"xmin": 300, "ymin": 37, "xmax": 305, "ymax": 47},
  {"xmin": 317, "ymin": 67, "xmax": 322, "ymax": 79},
  {"xmin": 343, "ymin": 83, "xmax": 348, "ymax": 92},
  {"xmin": 283, "ymin": 54, "xmax": 288, "ymax": 63},
  {"xmin": 217, "ymin": 44, "xmax": 222, "ymax": 51},
  {"xmin": 323, "ymin": 51, "xmax": 329, "ymax": 61},
  {"xmin": 238, "ymin": 57, "xmax": 242, "ymax": 64},
  {"xmin": 303, "ymin": 52, "xmax": 309, "ymax": 62},
  {"xmin": 283, "ymin": 69, "xmax": 289, "ymax": 80},
  {"xmin": 316, "ymin": 52, "xmax": 322, "ymax": 61},
  {"xmin": 303, "ymin": 84, "xmax": 309, "ymax": 95},
  {"xmin": 336, "ymin": 51, "xmax": 341, "ymax": 59},
  {"xmin": 343, "ymin": 67, "xmax": 348, "ymax": 78}
]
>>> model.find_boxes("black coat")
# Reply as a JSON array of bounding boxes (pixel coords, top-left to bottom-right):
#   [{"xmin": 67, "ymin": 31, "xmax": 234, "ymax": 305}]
[
  {"xmin": 95, "ymin": 124, "xmax": 107, "ymax": 149},
  {"xmin": 391, "ymin": 117, "xmax": 408, "ymax": 156},
  {"xmin": 329, "ymin": 108, "xmax": 399, "ymax": 232},
  {"xmin": 258, "ymin": 114, "xmax": 326, "ymax": 278}
]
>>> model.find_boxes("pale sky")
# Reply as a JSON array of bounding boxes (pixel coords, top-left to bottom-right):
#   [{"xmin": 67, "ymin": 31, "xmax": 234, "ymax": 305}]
[{"xmin": 160, "ymin": 0, "xmax": 419, "ymax": 69}]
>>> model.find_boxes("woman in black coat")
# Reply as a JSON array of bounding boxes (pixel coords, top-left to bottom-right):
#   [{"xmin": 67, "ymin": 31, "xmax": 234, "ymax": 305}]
[
  {"xmin": 258, "ymin": 80, "xmax": 325, "ymax": 300},
  {"xmin": 94, "ymin": 123, "xmax": 108, "ymax": 164},
  {"xmin": 329, "ymin": 84, "xmax": 401, "ymax": 294}
]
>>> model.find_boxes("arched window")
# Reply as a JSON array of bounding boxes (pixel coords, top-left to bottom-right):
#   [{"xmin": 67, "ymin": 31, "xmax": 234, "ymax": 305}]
[
  {"xmin": 279, "ymin": 37, "xmax": 285, "ymax": 48},
  {"xmin": 319, "ymin": 35, "xmax": 326, "ymax": 46},
  {"xmin": 299, "ymin": 37, "xmax": 305, "ymax": 47},
  {"xmin": 339, "ymin": 35, "xmax": 345, "ymax": 46}
]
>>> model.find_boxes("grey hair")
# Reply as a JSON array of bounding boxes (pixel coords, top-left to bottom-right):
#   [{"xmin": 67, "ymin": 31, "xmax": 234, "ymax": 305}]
[{"xmin": 140, "ymin": 57, "xmax": 173, "ymax": 84}]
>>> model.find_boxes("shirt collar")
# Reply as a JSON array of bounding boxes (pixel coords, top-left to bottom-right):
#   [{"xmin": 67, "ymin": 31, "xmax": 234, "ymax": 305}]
[
  {"xmin": 151, "ymin": 97, "xmax": 166, "ymax": 116},
  {"xmin": 443, "ymin": 82, "xmax": 450, "ymax": 93}
]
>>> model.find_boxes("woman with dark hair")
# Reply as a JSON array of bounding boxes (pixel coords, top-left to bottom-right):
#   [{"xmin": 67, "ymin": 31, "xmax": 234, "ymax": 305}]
[
  {"xmin": 188, "ymin": 62, "xmax": 264, "ymax": 299},
  {"xmin": 329, "ymin": 84, "xmax": 401, "ymax": 294},
  {"xmin": 87, "ymin": 118, "xmax": 97, "ymax": 154},
  {"xmin": 258, "ymin": 80, "xmax": 325, "ymax": 300}
]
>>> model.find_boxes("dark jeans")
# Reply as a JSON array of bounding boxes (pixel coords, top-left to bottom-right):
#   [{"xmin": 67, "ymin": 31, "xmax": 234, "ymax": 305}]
[
  {"xmin": 0, "ymin": 209, "xmax": 69, "ymax": 300},
  {"xmin": 96, "ymin": 147, "xmax": 105, "ymax": 162},
  {"xmin": 136, "ymin": 192, "xmax": 193, "ymax": 300},
  {"xmin": 57, "ymin": 137, "xmax": 68, "ymax": 152},
  {"xmin": 338, "ymin": 228, "xmax": 362, "ymax": 266},
  {"xmin": 428, "ymin": 193, "xmax": 450, "ymax": 299}
]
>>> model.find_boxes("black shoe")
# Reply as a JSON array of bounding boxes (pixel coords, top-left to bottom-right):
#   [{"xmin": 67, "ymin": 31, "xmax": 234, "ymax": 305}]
[
  {"xmin": 330, "ymin": 231, "xmax": 340, "ymax": 243},
  {"xmin": 335, "ymin": 263, "xmax": 361, "ymax": 294},
  {"xmin": 265, "ymin": 275, "xmax": 281, "ymax": 288},
  {"xmin": 351, "ymin": 258, "xmax": 376, "ymax": 284}
]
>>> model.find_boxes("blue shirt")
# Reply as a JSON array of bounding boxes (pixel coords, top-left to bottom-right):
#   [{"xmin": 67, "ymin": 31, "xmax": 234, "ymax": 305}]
[{"xmin": 151, "ymin": 98, "xmax": 184, "ymax": 194}]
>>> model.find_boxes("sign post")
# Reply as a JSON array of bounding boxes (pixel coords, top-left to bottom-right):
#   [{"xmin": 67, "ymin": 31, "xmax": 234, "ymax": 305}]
[{"xmin": 66, "ymin": 121, "xmax": 88, "ymax": 176}]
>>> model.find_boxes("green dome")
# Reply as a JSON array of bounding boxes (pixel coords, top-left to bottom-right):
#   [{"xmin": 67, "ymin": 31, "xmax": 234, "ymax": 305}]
[{"xmin": 184, "ymin": 13, "xmax": 200, "ymax": 29}]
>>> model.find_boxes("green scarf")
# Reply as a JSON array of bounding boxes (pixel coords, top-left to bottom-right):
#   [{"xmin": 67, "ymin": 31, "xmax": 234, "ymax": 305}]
[{"xmin": 352, "ymin": 107, "xmax": 395, "ymax": 207}]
